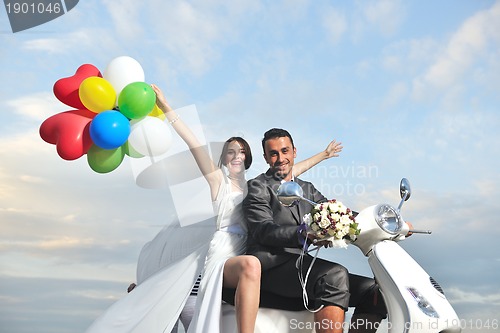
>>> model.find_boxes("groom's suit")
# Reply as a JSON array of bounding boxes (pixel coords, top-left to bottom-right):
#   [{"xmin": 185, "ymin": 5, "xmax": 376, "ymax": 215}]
[
  {"xmin": 244, "ymin": 171, "xmax": 326, "ymax": 270},
  {"xmin": 243, "ymin": 170, "xmax": 387, "ymax": 315}
]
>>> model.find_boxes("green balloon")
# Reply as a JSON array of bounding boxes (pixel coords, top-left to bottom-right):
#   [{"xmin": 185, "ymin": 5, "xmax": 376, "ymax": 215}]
[
  {"xmin": 87, "ymin": 144, "xmax": 125, "ymax": 173},
  {"xmin": 118, "ymin": 82, "xmax": 156, "ymax": 119}
]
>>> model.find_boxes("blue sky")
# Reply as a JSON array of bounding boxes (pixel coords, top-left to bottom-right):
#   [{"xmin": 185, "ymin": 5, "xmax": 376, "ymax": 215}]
[{"xmin": 1, "ymin": 1, "xmax": 499, "ymax": 332}]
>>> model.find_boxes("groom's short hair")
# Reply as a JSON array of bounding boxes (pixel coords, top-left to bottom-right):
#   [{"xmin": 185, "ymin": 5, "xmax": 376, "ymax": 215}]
[{"xmin": 261, "ymin": 128, "xmax": 295, "ymax": 153}]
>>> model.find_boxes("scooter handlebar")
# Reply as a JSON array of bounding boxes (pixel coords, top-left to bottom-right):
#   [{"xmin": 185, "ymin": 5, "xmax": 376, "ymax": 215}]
[{"xmin": 409, "ymin": 229, "xmax": 432, "ymax": 234}]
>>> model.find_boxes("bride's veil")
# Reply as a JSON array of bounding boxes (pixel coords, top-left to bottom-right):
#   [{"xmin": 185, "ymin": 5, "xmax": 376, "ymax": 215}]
[{"xmin": 85, "ymin": 105, "xmax": 223, "ymax": 333}]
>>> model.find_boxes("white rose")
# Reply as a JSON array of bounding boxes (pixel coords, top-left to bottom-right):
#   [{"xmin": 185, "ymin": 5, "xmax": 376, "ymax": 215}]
[
  {"xmin": 318, "ymin": 217, "xmax": 330, "ymax": 229},
  {"xmin": 330, "ymin": 213, "xmax": 341, "ymax": 222},
  {"xmin": 340, "ymin": 215, "xmax": 352, "ymax": 225},
  {"xmin": 328, "ymin": 202, "xmax": 338, "ymax": 212},
  {"xmin": 312, "ymin": 212, "xmax": 321, "ymax": 223},
  {"xmin": 337, "ymin": 203, "xmax": 347, "ymax": 214}
]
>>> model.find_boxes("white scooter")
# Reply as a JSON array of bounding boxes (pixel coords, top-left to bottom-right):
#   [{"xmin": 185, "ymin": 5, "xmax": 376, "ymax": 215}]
[
  {"xmin": 345, "ymin": 178, "xmax": 461, "ymax": 332},
  {"xmin": 221, "ymin": 178, "xmax": 462, "ymax": 332}
]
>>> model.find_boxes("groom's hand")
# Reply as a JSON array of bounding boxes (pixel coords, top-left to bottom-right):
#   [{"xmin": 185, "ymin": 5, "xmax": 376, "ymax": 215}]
[{"xmin": 307, "ymin": 234, "xmax": 333, "ymax": 248}]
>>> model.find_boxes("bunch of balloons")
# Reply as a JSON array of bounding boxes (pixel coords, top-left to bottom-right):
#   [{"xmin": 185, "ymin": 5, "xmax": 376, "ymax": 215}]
[{"xmin": 40, "ymin": 56, "xmax": 173, "ymax": 173}]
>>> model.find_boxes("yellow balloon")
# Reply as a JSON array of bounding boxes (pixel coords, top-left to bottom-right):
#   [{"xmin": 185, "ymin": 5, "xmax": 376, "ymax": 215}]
[
  {"xmin": 79, "ymin": 77, "xmax": 117, "ymax": 113},
  {"xmin": 148, "ymin": 103, "xmax": 166, "ymax": 120}
]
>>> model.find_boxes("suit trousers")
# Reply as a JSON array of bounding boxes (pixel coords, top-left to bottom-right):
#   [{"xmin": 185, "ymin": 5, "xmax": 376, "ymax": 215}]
[{"xmin": 259, "ymin": 253, "xmax": 387, "ymax": 317}]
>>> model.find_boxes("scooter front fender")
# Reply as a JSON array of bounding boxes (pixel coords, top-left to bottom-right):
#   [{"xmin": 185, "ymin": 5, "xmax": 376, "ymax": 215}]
[{"xmin": 368, "ymin": 241, "xmax": 461, "ymax": 333}]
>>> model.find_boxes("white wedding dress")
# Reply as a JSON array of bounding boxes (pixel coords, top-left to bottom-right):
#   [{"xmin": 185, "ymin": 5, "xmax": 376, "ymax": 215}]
[
  {"xmin": 84, "ymin": 173, "xmax": 246, "ymax": 333},
  {"xmin": 188, "ymin": 175, "xmax": 246, "ymax": 333}
]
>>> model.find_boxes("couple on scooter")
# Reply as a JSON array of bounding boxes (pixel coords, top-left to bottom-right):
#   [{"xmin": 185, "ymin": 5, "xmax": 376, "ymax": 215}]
[
  {"xmin": 85, "ymin": 85, "xmax": 393, "ymax": 333},
  {"xmin": 149, "ymin": 86, "xmax": 388, "ymax": 333}
]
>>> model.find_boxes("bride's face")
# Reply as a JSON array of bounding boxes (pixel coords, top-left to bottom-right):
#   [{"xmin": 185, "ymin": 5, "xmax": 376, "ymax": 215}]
[{"xmin": 224, "ymin": 140, "xmax": 246, "ymax": 176}]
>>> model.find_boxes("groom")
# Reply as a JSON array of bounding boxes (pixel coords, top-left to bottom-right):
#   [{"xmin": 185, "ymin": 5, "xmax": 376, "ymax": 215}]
[{"xmin": 242, "ymin": 128, "xmax": 387, "ymax": 333}]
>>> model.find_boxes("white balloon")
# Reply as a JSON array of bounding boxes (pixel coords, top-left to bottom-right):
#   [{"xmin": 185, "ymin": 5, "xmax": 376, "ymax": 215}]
[
  {"xmin": 128, "ymin": 117, "xmax": 172, "ymax": 156},
  {"xmin": 103, "ymin": 56, "xmax": 145, "ymax": 98}
]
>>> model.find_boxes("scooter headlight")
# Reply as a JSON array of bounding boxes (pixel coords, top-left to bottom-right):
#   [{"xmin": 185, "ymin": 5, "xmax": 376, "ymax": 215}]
[{"xmin": 374, "ymin": 204, "xmax": 403, "ymax": 234}]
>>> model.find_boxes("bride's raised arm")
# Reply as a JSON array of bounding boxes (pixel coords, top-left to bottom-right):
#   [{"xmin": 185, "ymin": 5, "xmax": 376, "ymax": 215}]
[
  {"xmin": 293, "ymin": 139, "xmax": 343, "ymax": 177},
  {"xmin": 151, "ymin": 84, "xmax": 223, "ymax": 199}
]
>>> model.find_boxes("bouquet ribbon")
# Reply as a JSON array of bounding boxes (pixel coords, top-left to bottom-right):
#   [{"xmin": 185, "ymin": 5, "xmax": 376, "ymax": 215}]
[{"xmin": 295, "ymin": 222, "xmax": 325, "ymax": 313}]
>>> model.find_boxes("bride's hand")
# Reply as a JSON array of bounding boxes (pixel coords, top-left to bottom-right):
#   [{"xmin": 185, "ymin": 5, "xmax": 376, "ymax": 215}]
[{"xmin": 151, "ymin": 84, "xmax": 172, "ymax": 113}]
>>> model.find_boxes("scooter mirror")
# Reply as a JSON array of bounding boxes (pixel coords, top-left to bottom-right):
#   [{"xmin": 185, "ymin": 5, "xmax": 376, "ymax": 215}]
[
  {"xmin": 397, "ymin": 178, "xmax": 411, "ymax": 211},
  {"xmin": 277, "ymin": 181, "xmax": 318, "ymax": 206},
  {"xmin": 400, "ymin": 178, "xmax": 411, "ymax": 201},
  {"xmin": 276, "ymin": 181, "xmax": 304, "ymax": 206}
]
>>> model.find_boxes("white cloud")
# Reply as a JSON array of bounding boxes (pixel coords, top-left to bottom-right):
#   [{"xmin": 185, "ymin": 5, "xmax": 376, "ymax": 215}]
[
  {"xmin": 7, "ymin": 92, "xmax": 61, "ymax": 121},
  {"xmin": 473, "ymin": 178, "xmax": 498, "ymax": 197},
  {"xmin": 412, "ymin": 1, "xmax": 500, "ymax": 100},
  {"xmin": 39, "ymin": 236, "xmax": 95, "ymax": 249},
  {"xmin": 382, "ymin": 37, "xmax": 439, "ymax": 75},
  {"xmin": 23, "ymin": 30, "xmax": 95, "ymax": 54},
  {"xmin": 102, "ymin": 0, "xmax": 144, "ymax": 40},
  {"xmin": 19, "ymin": 174, "xmax": 46, "ymax": 184},
  {"xmin": 145, "ymin": 0, "xmax": 246, "ymax": 76},
  {"xmin": 71, "ymin": 288, "xmax": 120, "ymax": 301},
  {"xmin": 447, "ymin": 288, "xmax": 500, "ymax": 306},
  {"xmin": 346, "ymin": 0, "xmax": 405, "ymax": 42},
  {"xmin": 381, "ymin": 81, "xmax": 408, "ymax": 108},
  {"xmin": 322, "ymin": 6, "xmax": 348, "ymax": 44},
  {"xmin": 359, "ymin": 0, "xmax": 405, "ymax": 36}
]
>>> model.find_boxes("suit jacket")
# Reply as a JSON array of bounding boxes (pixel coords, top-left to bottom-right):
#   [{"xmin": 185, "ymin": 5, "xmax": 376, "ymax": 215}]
[{"xmin": 243, "ymin": 169, "xmax": 326, "ymax": 271}]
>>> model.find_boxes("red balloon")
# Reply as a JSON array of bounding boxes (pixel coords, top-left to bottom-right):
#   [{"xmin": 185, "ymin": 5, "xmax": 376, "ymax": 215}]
[
  {"xmin": 53, "ymin": 64, "xmax": 102, "ymax": 109},
  {"xmin": 40, "ymin": 109, "xmax": 96, "ymax": 160}
]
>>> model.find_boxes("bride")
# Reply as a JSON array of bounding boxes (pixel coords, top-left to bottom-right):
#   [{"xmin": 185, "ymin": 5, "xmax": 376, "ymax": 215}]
[{"xmin": 85, "ymin": 84, "xmax": 343, "ymax": 333}]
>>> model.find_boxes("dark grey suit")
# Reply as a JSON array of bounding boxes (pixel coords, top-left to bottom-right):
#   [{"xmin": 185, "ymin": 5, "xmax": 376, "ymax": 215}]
[{"xmin": 243, "ymin": 170, "xmax": 387, "ymax": 315}]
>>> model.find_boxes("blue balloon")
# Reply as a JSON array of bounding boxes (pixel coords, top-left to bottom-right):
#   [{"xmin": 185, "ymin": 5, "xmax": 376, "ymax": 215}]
[{"xmin": 89, "ymin": 110, "xmax": 131, "ymax": 149}]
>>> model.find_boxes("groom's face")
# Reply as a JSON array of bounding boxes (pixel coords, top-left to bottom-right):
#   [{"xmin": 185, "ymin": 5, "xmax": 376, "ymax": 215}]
[{"xmin": 263, "ymin": 136, "xmax": 296, "ymax": 181}]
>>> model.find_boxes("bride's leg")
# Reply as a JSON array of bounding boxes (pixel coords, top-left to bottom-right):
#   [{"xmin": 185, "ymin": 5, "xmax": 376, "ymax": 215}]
[{"xmin": 223, "ymin": 255, "xmax": 261, "ymax": 333}]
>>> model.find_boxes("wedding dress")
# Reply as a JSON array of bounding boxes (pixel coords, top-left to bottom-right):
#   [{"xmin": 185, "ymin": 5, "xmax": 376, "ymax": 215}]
[
  {"xmin": 84, "ymin": 172, "xmax": 245, "ymax": 333},
  {"xmin": 187, "ymin": 173, "xmax": 246, "ymax": 333}
]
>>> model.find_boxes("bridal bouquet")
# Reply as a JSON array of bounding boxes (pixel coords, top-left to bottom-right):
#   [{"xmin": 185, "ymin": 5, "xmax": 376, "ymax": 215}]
[
  {"xmin": 297, "ymin": 199, "xmax": 360, "ymax": 311},
  {"xmin": 303, "ymin": 199, "xmax": 360, "ymax": 247}
]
